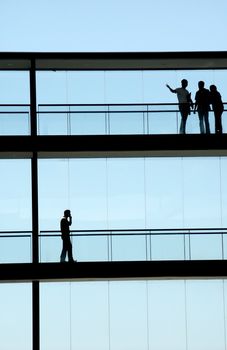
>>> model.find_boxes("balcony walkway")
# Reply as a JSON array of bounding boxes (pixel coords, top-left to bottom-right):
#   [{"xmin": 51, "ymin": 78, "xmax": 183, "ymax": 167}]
[{"xmin": 1, "ymin": 260, "xmax": 227, "ymax": 283}]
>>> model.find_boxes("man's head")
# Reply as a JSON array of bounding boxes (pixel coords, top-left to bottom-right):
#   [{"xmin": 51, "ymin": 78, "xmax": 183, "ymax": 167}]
[
  {"xmin": 210, "ymin": 84, "xmax": 217, "ymax": 92},
  {"xmin": 64, "ymin": 209, "xmax": 71, "ymax": 218},
  {"xmin": 181, "ymin": 79, "xmax": 188, "ymax": 88},
  {"xmin": 198, "ymin": 81, "xmax": 205, "ymax": 89}
]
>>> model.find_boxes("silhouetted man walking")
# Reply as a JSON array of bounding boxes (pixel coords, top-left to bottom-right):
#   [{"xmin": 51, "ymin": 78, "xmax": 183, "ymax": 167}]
[
  {"xmin": 166, "ymin": 79, "xmax": 193, "ymax": 134},
  {"xmin": 60, "ymin": 209, "xmax": 75, "ymax": 262}
]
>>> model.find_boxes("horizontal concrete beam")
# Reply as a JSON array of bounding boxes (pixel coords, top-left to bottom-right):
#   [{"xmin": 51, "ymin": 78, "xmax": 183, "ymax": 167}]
[
  {"xmin": 1, "ymin": 260, "xmax": 227, "ymax": 283},
  {"xmin": 1, "ymin": 134, "xmax": 227, "ymax": 158},
  {"xmin": 1, "ymin": 51, "xmax": 227, "ymax": 70}
]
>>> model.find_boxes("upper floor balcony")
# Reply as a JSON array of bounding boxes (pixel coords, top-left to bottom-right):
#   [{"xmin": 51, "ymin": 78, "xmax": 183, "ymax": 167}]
[{"xmin": 1, "ymin": 51, "xmax": 227, "ymax": 140}]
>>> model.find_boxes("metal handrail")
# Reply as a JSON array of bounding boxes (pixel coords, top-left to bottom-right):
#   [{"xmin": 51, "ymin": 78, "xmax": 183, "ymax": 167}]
[
  {"xmin": 39, "ymin": 228, "xmax": 227, "ymax": 237},
  {"xmin": 1, "ymin": 228, "xmax": 227, "ymax": 237},
  {"xmin": 38, "ymin": 102, "xmax": 227, "ymax": 107}
]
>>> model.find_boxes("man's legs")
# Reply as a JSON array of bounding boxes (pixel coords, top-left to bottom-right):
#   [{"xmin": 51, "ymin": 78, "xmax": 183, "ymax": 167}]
[
  {"xmin": 67, "ymin": 240, "xmax": 74, "ymax": 262},
  {"xmin": 179, "ymin": 106, "xmax": 189, "ymax": 134},
  {"xmin": 179, "ymin": 113, "xmax": 188, "ymax": 134},
  {"xmin": 65, "ymin": 238, "xmax": 74, "ymax": 262},
  {"xmin": 198, "ymin": 111, "xmax": 205, "ymax": 134},
  {"xmin": 204, "ymin": 111, "xmax": 210, "ymax": 134},
  {"xmin": 60, "ymin": 239, "xmax": 67, "ymax": 262},
  {"xmin": 214, "ymin": 110, "xmax": 223, "ymax": 134}
]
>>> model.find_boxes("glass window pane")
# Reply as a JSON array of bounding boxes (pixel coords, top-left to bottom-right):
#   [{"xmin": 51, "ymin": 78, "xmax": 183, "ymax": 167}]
[
  {"xmin": 107, "ymin": 158, "xmax": 145, "ymax": 228},
  {"xmin": 0, "ymin": 284, "xmax": 32, "ymax": 350},
  {"xmin": 186, "ymin": 280, "xmax": 226, "ymax": 350},
  {"xmin": 183, "ymin": 157, "xmax": 221, "ymax": 228},
  {"xmin": 145, "ymin": 158, "xmax": 184, "ymax": 229},
  {"xmin": 0, "ymin": 160, "xmax": 32, "ymax": 262},
  {"xmin": 148, "ymin": 280, "xmax": 186, "ymax": 350}
]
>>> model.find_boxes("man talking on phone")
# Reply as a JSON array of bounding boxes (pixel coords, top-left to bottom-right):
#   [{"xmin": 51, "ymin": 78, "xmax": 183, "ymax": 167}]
[{"xmin": 60, "ymin": 209, "xmax": 75, "ymax": 262}]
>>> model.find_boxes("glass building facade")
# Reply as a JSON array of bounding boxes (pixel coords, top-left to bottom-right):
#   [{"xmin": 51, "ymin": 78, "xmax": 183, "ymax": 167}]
[{"xmin": 1, "ymin": 52, "xmax": 227, "ymax": 350}]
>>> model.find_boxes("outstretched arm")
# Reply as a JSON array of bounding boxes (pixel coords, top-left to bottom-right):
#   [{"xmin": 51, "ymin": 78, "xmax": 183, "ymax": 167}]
[{"xmin": 166, "ymin": 84, "xmax": 176, "ymax": 93}]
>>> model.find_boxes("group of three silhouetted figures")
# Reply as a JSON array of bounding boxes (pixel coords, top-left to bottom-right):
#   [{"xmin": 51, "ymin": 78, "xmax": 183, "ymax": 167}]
[{"xmin": 166, "ymin": 80, "xmax": 224, "ymax": 134}]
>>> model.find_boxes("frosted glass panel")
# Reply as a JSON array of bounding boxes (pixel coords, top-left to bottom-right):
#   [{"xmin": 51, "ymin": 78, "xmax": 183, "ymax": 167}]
[
  {"xmin": 148, "ymin": 280, "xmax": 186, "ymax": 350},
  {"xmin": 0, "ymin": 284, "xmax": 31, "ymax": 350},
  {"xmin": 109, "ymin": 281, "xmax": 148, "ymax": 350},
  {"xmin": 41, "ymin": 280, "xmax": 227, "ymax": 350},
  {"xmin": 186, "ymin": 280, "xmax": 226, "ymax": 350},
  {"xmin": 145, "ymin": 158, "xmax": 184, "ymax": 228},
  {"xmin": 183, "ymin": 157, "xmax": 221, "ymax": 227},
  {"xmin": 107, "ymin": 158, "xmax": 145, "ymax": 228}
]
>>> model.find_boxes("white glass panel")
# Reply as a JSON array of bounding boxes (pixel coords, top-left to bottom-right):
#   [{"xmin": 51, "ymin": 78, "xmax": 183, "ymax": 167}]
[
  {"xmin": 107, "ymin": 158, "xmax": 145, "ymax": 228},
  {"xmin": 190, "ymin": 234, "xmax": 223, "ymax": 260},
  {"xmin": 0, "ymin": 160, "xmax": 31, "ymax": 231},
  {"xmin": 151, "ymin": 234, "xmax": 185, "ymax": 260},
  {"xmin": 105, "ymin": 71, "xmax": 143, "ymax": 103},
  {"xmin": 39, "ymin": 159, "xmax": 108, "ymax": 231},
  {"xmin": 71, "ymin": 282, "xmax": 109, "ymax": 350},
  {"xmin": 145, "ymin": 157, "xmax": 184, "ymax": 228},
  {"xmin": 112, "ymin": 235, "xmax": 147, "ymax": 261},
  {"xmin": 109, "ymin": 281, "xmax": 148, "ymax": 350},
  {"xmin": 183, "ymin": 157, "xmax": 221, "ymax": 228},
  {"xmin": 148, "ymin": 280, "xmax": 186, "ymax": 350},
  {"xmin": 186, "ymin": 280, "xmax": 226, "ymax": 350},
  {"xmin": 0, "ymin": 71, "xmax": 30, "ymax": 104},
  {"xmin": 0, "ymin": 284, "xmax": 32, "ymax": 350},
  {"xmin": 41, "ymin": 283, "xmax": 71, "ymax": 350}
]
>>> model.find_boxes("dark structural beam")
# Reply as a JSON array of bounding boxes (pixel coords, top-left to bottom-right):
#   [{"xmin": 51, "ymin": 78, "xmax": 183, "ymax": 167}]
[
  {"xmin": 1, "ymin": 51, "xmax": 227, "ymax": 70},
  {"xmin": 1, "ymin": 134, "xmax": 227, "ymax": 158},
  {"xmin": 1, "ymin": 260, "xmax": 227, "ymax": 283}
]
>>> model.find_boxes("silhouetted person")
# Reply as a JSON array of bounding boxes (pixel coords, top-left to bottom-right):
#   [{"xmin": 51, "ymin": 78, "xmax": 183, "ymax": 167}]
[
  {"xmin": 209, "ymin": 84, "xmax": 224, "ymax": 134},
  {"xmin": 194, "ymin": 81, "xmax": 211, "ymax": 134},
  {"xmin": 60, "ymin": 209, "xmax": 75, "ymax": 262},
  {"xmin": 166, "ymin": 79, "xmax": 193, "ymax": 134}
]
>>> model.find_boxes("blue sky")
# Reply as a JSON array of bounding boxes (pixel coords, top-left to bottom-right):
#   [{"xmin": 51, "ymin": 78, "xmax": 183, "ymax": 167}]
[{"xmin": 1, "ymin": 0, "xmax": 227, "ymax": 52}]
